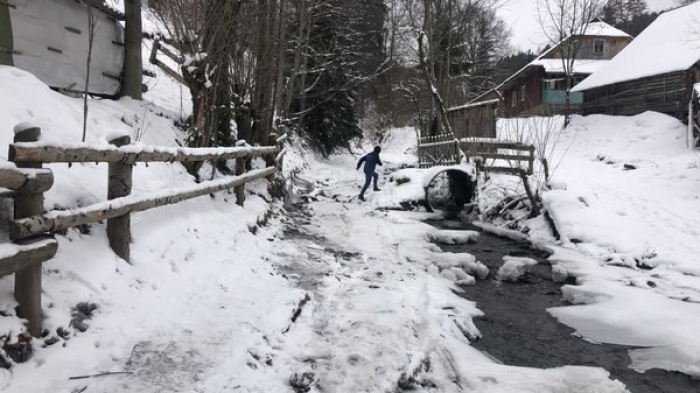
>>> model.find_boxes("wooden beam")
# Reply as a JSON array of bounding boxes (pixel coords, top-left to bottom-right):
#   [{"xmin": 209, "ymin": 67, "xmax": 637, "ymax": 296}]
[
  {"xmin": 0, "ymin": 238, "xmax": 57, "ymax": 278},
  {"xmin": 465, "ymin": 153, "xmax": 533, "ymax": 161},
  {"xmin": 9, "ymin": 144, "xmax": 279, "ymax": 164},
  {"xmin": 107, "ymin": 136, "xmax": 132, "ymax": 263},
  {"xmin": 10, "ymin": 167, "xmax": 277, "ymax": 240},
  {"xmin": 0, "ymin": 167, "xmax": 53, "ymax": 194}
]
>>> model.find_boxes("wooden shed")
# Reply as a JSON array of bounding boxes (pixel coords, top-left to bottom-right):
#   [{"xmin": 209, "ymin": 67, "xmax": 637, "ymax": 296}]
[
  {"xmin": 573, "ymin": 3, "xmax": 700, "ymax": 119},
  {"xmin": 447, "ymin": 99, "xmax": 499, "ymax": 139}
]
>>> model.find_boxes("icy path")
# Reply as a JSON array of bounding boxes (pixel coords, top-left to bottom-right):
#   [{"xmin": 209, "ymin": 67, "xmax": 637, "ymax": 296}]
[{"xmin": 265, "ymin": 153, "xmax": 629, "ymax": 393}]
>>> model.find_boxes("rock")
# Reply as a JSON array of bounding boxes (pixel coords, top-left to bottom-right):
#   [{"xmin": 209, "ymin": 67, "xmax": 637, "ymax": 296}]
[
  {"xmin": 289, "ymin": 372, "xmax": 317, "ymax": 393},
  {"xmin": 44, "ymin": 336, "xmax": 60, "ymax": 346}
]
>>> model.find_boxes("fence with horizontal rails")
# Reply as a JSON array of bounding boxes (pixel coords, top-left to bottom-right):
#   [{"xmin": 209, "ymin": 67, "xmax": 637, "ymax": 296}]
[
  {"xmin": 2, "ymin": 124, "xmax": 287, "ymax": 336},
  {"xmin": 417, "ymin": 134, "xmax": 534, "ymax": 175},
  {"xmin": 460, "ymin": 138, "xmax": 535, "ymax": 175}
]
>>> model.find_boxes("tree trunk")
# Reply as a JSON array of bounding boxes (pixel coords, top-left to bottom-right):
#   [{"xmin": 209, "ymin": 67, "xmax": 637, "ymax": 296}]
[{"xmin": 122, "ymin": 0, "xmax": 143, "ymax": 99}]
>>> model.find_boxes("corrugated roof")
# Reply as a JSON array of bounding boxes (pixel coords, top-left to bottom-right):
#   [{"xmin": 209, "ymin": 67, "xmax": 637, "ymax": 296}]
[{"xmin": 573, "ymin": 3, "xmax": 700, "ymax": 92}]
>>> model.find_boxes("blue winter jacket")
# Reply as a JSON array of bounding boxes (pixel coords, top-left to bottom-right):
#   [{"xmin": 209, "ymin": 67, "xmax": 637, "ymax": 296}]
[{"xmin": 357, "ymin": 151, "xmax": 383, "ymax": 174}]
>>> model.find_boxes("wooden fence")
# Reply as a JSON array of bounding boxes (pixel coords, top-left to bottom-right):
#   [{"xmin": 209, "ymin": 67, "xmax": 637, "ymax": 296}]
[
  {"xmin": 417, "ymin": 133, "xmax": 461, "ymax": 168},
  {"xmin": 461, "ymin": 138, "xmax": 534, "ymax": 175},
  {"xmin": 418, "ymin": 134, "xmax": 534, "ymax": 175},
  {"xmin": 1, "ymin": 125, "xmax": 287, "ymax": 336}
]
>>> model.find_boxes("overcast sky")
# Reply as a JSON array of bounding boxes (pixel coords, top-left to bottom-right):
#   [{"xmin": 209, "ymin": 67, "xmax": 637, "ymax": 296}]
[{"xmin": 498, "ymin": 0, "xmax": 679, "ymax": 52}]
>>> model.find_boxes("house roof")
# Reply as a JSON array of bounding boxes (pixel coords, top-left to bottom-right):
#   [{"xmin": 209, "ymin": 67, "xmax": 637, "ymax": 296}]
[
  {"xmin": 573, "ymin": 3, "xmax": 700, "ymax": 92},
  {"xmin": 499, "ymin": 21, "xmax": 629, "ymax": 90},
  {"xmin": 584, "ymin": 21, "xmax": 633, "ymax": 38}
]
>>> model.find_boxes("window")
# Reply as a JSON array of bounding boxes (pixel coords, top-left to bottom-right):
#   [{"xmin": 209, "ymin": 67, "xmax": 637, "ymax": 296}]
[
  {"xmin": 520, "ymin": 85, "xmax": 526, "ymax": 102},
  {"xmin": 594, "ymin": 39, "xmax": 604, "ymax": 55},
  {"xmin": 511, "ymin": 91, "xmax": 517, "ymax": 106}
]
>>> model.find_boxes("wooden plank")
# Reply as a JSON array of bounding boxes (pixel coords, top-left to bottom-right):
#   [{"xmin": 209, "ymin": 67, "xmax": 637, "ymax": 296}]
[
  {"xmin": 465, "ymin": 153, "xmax": 533, "ymax": 161},
  {"xmin": 460, "ymin": 140, "xmax": 532, "ymax": 151},
  {"xmin": 483, "ymin": 166, "xmax": 524, "ymax": 174},
  {"xmin": 0, "ymin": 167, "xmax": 53, "ymax": 194},
  {"xmin": 10, "ymin": 167, "xmax": 277, "ymax": 240},
  {"xmin": 9, "ymin": 144, "xmax": 279, "ymax": 164},
  {"xmin": 0, "ymin": 238, "xmax": 57, "ymax": 278}
]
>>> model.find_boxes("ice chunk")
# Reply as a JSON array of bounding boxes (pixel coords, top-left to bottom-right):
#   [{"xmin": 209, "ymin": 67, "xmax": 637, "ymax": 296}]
[{"xmin": 496, "ymin": 256, "xmax": 538, "ymax": 281}]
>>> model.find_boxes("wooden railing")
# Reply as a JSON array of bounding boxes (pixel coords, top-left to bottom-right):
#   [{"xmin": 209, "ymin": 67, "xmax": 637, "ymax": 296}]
[
  {"xmin": 2, "ymin": 124, "xmax": 287, "ymax": 336},
  {"xmin": 417, "ymin": 134, "xmax": 534, "ymax": 175},
  {"xmin": 417, "ymin": 133, "xmax": 461, "ymax": 168},
  {"xmin": 460, "ymin": 138, "xmax": 535, "ymax": 175}
]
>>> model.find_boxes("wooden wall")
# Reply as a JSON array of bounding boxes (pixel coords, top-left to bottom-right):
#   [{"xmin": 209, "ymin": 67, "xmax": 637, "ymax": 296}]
[
  {"xmin": 447, "ymin": 101, "xmax": 498, "ymax": 139},
  {"xmin": 502, "ymin": 69, "xmax": 545, "ymax": 117},
  {"xmin": 581, "ymin": 66, "xmax": 699, "ymax": 118}
]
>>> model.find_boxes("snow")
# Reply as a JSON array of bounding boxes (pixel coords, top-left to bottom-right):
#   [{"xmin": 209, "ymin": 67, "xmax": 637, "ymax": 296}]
[
  {"xmin": 573, "ymin": 2, "xmax": 700, "ymax": 92},
  {"xmin": 584, "ymin": 21, "xmax": 632, "ymax": 38},
  {"xmin": 427, "ymin": 229, "xmax": 480, "ymax": 245},
  {"xmin": 488, "ymin": 111, "xmax": 700, "ymax": 377},
  {"xmin": 532, "ymin": 58, "xmax": 609, "ymax": 75},
  {"xmin": 497, "ymin": 256, "xmax": 538, "ymax": 281},
  {"xmin": 0, "ymin": 38, "xmax": 301, "ymax": 393}
]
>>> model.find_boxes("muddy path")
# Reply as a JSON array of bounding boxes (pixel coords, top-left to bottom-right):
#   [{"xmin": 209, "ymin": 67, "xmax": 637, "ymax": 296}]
[{"xmin": 427, "ymin": 218, "xmax": 700, "ymax": 393}]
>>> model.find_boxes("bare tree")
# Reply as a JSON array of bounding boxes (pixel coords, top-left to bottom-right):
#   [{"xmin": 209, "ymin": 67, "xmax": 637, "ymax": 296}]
[{"xmin": 537, "ymin": 0, "xmax": 602, "ymax": 126}]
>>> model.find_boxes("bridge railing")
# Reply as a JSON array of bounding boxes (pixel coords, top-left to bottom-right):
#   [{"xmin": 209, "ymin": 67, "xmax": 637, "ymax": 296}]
[{"xmin": 417, "ymin": 134, "xmax": 534, "ymax": 175}]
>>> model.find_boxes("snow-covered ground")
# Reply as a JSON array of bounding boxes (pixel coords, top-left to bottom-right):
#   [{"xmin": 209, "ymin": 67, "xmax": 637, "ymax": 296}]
[
  {"xmin": 0, "ymin": 59, "xmax": 631, "ymax": 391},
  {"xmin": 268, "ymin": 141, "xmax": 628, "ymax": 393},
  {"xmin": 495, "ymin": 112, "xmax": 700, "ymax": 377}
]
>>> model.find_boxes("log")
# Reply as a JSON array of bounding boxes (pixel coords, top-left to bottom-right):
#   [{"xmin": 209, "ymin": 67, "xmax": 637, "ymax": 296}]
[
  {"xmin": 275, "ymin": 148, "xmax": 287, "ymax": 165},
  {"xmin": 9, "ymin": 144, "xmax": 279, "ymax": 165},
  {"xmin": 0, "ymin": 167, "xmax": 53, "ymax": 195},
  {"xmin": 276, "ymin": 133, "xmax": 289, "ymax": 145},
  {"xmin": 10, "ymin": 167, "xmax": 277, "ymax": 240},
  {"xmin": 12, "ymin": 126, "xmax": 44, "ymax": 337},
  {"xmin": 234, "ymin": 158, "xmax": 246, "ymax": 206},
  {"xmin": 0, "ymin": 237, "xmax": 58, "ymax": 278},
  {"xmin": 107, "ymin": 136, "xmax": 133, "ymax": 263}
]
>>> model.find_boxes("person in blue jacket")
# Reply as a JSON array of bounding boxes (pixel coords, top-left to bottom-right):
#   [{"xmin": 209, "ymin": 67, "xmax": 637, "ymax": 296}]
[{"xmin": 356, "ymin": 146, "xmax": 383, "ymax": 201}]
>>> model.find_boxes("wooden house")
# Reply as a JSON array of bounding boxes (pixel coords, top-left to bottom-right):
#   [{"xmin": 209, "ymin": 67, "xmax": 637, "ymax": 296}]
[
  {"xmin": 573, "ymin": 3, "xmax": 700, "ymax": 120},
  {"xmin": 499, "ymin": 21, "xmax": 632, "ymax": 117},
  {"xmin": 0, "ymin": 0, "xmax": 125, "ymax": 96}
]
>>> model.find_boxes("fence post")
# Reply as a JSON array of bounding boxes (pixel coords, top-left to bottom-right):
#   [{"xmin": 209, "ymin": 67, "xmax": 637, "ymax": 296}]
[
  {"xmin": 528, "ymin": 145, "xmax": 535, "ymax": 175},
  {"xmin": 107, "ymin": 135, "xmax": 132, "ymax": 263},
  {"xmin": 235, "ymin": 157, "xmax": 245, "ymax": 206},
  {"xmin": 13, "ymin": 125, "xmax": 43, "ymax": 336}
]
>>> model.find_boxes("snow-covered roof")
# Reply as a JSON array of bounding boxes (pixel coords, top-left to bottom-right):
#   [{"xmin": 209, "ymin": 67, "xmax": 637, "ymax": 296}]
[
  {"xmin": 584, "ymin": 21, "xmax": 632, "ymax": 38},
  {"xmin": 531, "ymin": 59, "xmax": 609, "ymax": 75},
  {"xmin": 573, "ymin": 3, "xmax": 700, "ymax": 92},
  {"xmin": 499, "ymin": 21, "xmax": 629, "ymax": 89}
]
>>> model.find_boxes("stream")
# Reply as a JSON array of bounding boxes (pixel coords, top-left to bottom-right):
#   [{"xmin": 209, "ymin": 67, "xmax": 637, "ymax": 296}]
[{"xmin": 427, "ymin": 218, "xmax": 700, "ymax": 393}]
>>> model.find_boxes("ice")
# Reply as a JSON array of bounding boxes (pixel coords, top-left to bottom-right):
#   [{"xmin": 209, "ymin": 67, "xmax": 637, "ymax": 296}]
[
  {"xmin": 427, "ymin": 229, "xmax": 480, "ymax": 245},
  {"xmin": 496, "ymin": 256, "xmax": 538, "ymax": 281}
]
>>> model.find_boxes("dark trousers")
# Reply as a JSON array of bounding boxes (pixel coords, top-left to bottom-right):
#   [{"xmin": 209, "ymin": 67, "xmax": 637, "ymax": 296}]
[{"xmin": 360, "ymin": 172, "xmax": 378, "ymax": 197}]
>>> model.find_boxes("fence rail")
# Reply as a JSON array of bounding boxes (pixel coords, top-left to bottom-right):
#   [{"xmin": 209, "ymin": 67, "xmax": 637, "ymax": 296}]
[{"xmin": 2, "ymin": 124, "xmax": 287, "ymax": 336}]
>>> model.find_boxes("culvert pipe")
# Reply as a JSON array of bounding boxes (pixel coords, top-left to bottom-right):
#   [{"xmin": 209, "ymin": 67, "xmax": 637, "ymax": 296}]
[{"xmin": 423, "ymin": 167, "xmax": 476, "ymax": 213}]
